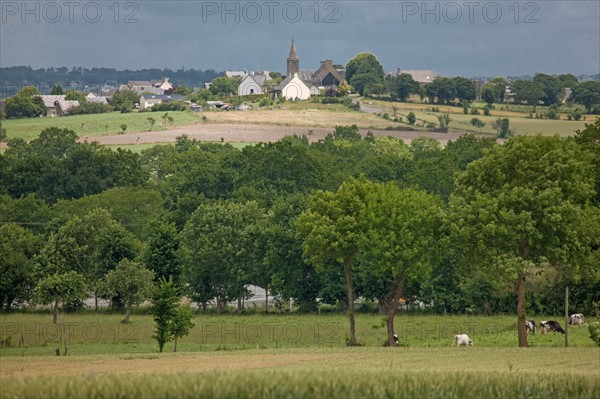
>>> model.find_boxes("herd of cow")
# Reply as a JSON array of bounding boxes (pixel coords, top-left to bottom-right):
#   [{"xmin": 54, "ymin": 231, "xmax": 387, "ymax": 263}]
[{"xmin": 452, "ymin": 313, "xmax": 585, "ymax": 346}]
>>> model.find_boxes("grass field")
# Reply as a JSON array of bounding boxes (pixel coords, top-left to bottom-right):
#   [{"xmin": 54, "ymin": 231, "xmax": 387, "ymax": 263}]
[
  {"xmin": 106, "ymin": 141, "xmax": 254, "ymax": 153},
  {"xmin": 2, "ymin": 111, "xmax": 202, "ymax": 141},
  {"xmin": 1, "ymin": 313, "xmax": 598, "ymax": 398},
  {"xmin": 1, "ymin": 348, "xmax": 598, "ymax": 398},
  {"xmin": 366, "ymin": 99, "xmax": 592, "ymax": 137}
]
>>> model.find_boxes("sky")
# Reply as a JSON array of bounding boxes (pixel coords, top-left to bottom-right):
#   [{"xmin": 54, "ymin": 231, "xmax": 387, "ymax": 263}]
[{"xmin": 1, "ymin": 0, "xmax": 599, "ymax": 77}]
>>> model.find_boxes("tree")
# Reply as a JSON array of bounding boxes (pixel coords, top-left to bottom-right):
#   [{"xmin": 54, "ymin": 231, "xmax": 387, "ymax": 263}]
[
  {"xmin": 37, "ymin": 209, "xmax": 136, "ymax": 308},
  {"xmin": 172, "ymin": 85, "xmax": 192, "ymax": 96},
  {"xmin": 64, "ymin": 91, "xmax": 86, "ymax": 102},
  {"xmin": 99, "ymin": 259, "xmax": 154, "ymax": 323},
  {"xmin": 179, "ymin": 201, "xmax": 265, "ymax": 313},
  {"xmin": 5, "ymin": 93, "xmax": 47, "ymax": 118},
  {"xmin": 450, "ymin": 135, "xmax": 596, "ymax": 347},
  {"xmin": 171, "ymin": 305, "xmax": 195, "ymax": 352},
  {"xmin": 150, "ymin": 277, "xmax": 180, "ymax": 352},
  {"xmin": 574, "ymin": 118, "xmax": 600, "ymax": 204},
  {"xmin": 407, "ymin": 112, "xmax": 416, "ymax": 125},
  {"xmin": 426, "ymin": 77, "xmax": 456, "ymax": 104},
  {"xmin": 50, "ymin": 83, "xmax": 64, "ymax": 95},
  {"xmin": 0, "ymin": 121, "xmax": 7, "ymax": 142},
  {"xmin": 359, "ymin": 185, "xmax": 444, "ymax": 346},
  {"xmin": 35, "ymin": 271, "xmax": 87, "ymax": 324},
  {"xmin": 0, "ymin": 224, "xmax": 38, "ymax": 310},
  {"xmin": 139, "ymin": 219, "xmax": 181, "ymax": 282},
  {"xmin": 120, "ymin": 123, "xmax": 128, "ymax": 133},
  {"xmin": 337, "ymin": 81, "xmax": 351, "ymax": 97},
  {"xmin": 533, "ymin": 73, "xmax": 561, "ymax": 106},
  {"xmin": 512, "ymin": 80, "xmax": 546, "ymax": 110},
  {"xmin": 209, "ymin": 77, "xmax": 241, "ymax": 96},
  {"xmin": 147, "ymin": 117, "xmax": 156, "ymax": 131},
  {"xmin": 437, "ymin": 113, "xmax": 451, "ymax": 129},
  {"xmin": 390, "ymin": 74, "xmax": 418, "ymax": 102},
  {"xmin": 110, "ymin": 90, "xmax": 140, "ymax": 111},
  {"xmin": 492, "ymin": 118, "xmax": 511, "ymax": 138},
  {"xmin": 296, "ymin": 176, "xmax": 377, "ymax": 345},
  {"xmin": 569, "ymin": 81, "xmax": 600, "ymax": 113},
  {"xmin": 345, "ymin": 53, "xmax": 385, "ymax": 96},
  {"xmin": 470, "ymin": 118, "xmax": 485, "ymax": 129},
  {"xmin": 453, "ymin": 77, "xmax": 477, "ymax": 102}
]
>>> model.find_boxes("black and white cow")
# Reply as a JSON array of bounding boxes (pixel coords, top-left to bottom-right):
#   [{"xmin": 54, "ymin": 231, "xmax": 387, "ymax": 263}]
[
  {"xmin": 570, "ymin": 314, "xmax": 585, "ymax": 327},
  {"xmin": 540, "ymin": 320, "xmax": 565, "ymax": 334},
  {"xmin": 525, "ymin": 320, "xmax": 537, "ymax": 335}
]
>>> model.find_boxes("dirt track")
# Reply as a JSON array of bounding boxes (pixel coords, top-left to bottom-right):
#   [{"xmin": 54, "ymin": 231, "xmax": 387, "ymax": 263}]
[{"xmin": 80, "ymin": 123, "xmax": 467, "ymax": 146}]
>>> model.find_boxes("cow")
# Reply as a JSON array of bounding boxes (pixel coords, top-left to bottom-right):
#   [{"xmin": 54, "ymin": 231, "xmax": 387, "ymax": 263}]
[
  {"xmin": 540, "ymin": 320, "xmax": 565, "ymax": 334},
  {"xmin": 454, "ymin": 333, "xmax": 473, "ymax": 346},
  {"xmin": 393, "ymin": 334, "xmax": 399, "ymax": 345},
  {"xmin": 570, "ymin": 314, "xmax": 585, "ymax": 327},
  {"xmin": 525, "ymin": 320, "xmax": 537, "ymax": 335}
]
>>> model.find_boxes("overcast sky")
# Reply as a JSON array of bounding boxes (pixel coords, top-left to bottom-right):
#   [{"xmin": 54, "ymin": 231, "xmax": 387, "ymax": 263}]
[{"xmin": 1, "ymin": 0, "xmax": 599, "ymax": 77}]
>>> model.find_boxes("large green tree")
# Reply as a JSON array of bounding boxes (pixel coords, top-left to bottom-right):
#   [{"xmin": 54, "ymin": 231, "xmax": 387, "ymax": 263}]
[
  {"xmin": 569, "ymin": 81, "xmax": 600, "ymax": 112},
  {"xmin": 450, "ymin": 135, "xmax": 596, "ymax": 347},
  {"xmin": 35, "ymin": 271, "xmax": 87, "ymax": 324},
  {"xmin": 389, "ymin": 74, "xmax": 418, "ymax": 102},
  {"xmin": 99, "ymin": 259, "xmax": 154, "ymax": 323},
  {"xmin": 139, "ymin": 219, "xmax": 181, "ymax": 283},
  {"xmin": 296, "ymin": 176, "xmax": 376, "ymax": 345},
  {"xmin": 37, "ymin": 209, "xmax": 137, "ymax": 308},
  {"xmin": 345, "ymin": 53, "xmax": 385, "ymax": 96},
  {"xmin": 179, "ymin": 201, "xmax": 265, "ymax": 313},
  {"xmin": 360, "ymin": 185, "xmax": 444, "ymax": 346},
  {"xmin": 0, "ymin": 224, "xmax": 39, "ymax": 310}
]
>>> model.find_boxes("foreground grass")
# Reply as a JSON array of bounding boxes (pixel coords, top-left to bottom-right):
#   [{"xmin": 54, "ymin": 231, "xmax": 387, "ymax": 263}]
[
  {"xmin": 1, "ymin": 348, "xmax": 598, "ymax": 398},
  {"xmin": 1, "ymin": 313, "xmax": 595, "ymax": 357},
  {"xmin": 3, "ymin": 111, "xmax": 202, "ymax": 141}
]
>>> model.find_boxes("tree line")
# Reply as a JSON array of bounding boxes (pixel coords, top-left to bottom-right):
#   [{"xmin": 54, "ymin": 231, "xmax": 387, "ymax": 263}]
[{"xmin": 1, "ymin": 122, "xmax": 599, "ymax": 347}]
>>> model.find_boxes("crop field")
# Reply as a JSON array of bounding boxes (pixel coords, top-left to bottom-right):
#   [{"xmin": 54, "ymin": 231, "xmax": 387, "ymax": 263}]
[
  {"xmin": 1, "ymin": 314, "xmax": 598, "ymax": 397},
  {"xmin": 365, "ymin": 99, "xmax": 592, "ymax": 137},
  {"xmin": 2, "ymin": 111, "xmax": 202, "ymax": 141}
]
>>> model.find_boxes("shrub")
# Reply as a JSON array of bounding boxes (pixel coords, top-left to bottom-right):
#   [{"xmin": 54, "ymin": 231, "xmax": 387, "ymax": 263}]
[
  {"xmin": 589, "ymin": 323, "xmax": 600, "ymax": 347},
  {"xmin": 483, "ymin": 105, "xmax": 491, "ymax": 116},
  {"xmin": 407, "ymin": 112, "xmax": 416, "ymax": 125},
  {"xmin": 259, "ymin": 98, "xmax": 272, "ymax": 107},
  {"xmin": 470, "ymin": 107, "xmax": 479, "ymax": 115}
]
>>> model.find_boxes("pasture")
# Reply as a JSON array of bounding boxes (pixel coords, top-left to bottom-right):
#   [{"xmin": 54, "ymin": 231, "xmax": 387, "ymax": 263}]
[
  {"xmin": 365, "ymin": 99, "xmax": 592, "ymax": 137},
  {"xmin": 2, "ymin": 111, "xmax": 202, "ymax": 141},
  {"xmin": 1, "ymin": 314, "xmax": 598, "ymax": 398}
]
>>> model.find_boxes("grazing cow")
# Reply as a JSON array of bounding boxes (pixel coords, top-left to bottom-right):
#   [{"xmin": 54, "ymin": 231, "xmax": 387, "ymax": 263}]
[
  {"xmin": 570, "ymin": 314, "xmax": 585, "ymax": 327},
  {"xmin": 540, "ymin": 320, "xmax": 565, "ymax": 334},
  {"xmin": 525, "ymin": 320, "xmax": 537, "ymax": 335},
  {"xmin": 393, "ymin": 334, "xmax": 399, "ymax": 345},
  {"xmin": 454, "ymin": 334, "xmax": 473, "ymax": 346}
]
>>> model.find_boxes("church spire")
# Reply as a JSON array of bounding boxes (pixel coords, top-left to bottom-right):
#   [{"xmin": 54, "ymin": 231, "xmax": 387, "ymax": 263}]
[
  {"xmin": 288, "ymin": 39, "xmax": 299, "ymax": 60},
  {"xmin": 287, "ymin": 39, "xmax": 300, "ymax": 76}
]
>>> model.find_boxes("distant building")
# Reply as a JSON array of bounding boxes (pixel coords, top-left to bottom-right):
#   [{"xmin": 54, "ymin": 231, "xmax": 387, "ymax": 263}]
[
  {"xmin": 139, "ymin": 94, "xmax": 185, "ymax": 109},
  {"xmin": 223, "ymin": 70, "xmax": 248, "ymax": 79},
  {"xmin": 271, "ymin": 73, "xmax": 311, "ymax": 100},
  {"xmin": 237, "ymin": 72, "xmax": 271, "ymax": 96},
  {"xmin": 85, "ymin": 93, "xmax": 109, "ymax": 105},
  {"xmin": 38, "ymin": 95, "xmax": 79, "ymax": 116},
  {"xmin": 392, "ymin": 68, "xmax": 438, "ymax": 84},
  {"xmin": 119, "ymin": 77, "xmax": 172, "ymax": 94}
]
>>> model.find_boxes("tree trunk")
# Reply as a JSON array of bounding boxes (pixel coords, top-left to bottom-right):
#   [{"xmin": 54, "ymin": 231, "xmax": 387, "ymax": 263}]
[
  {"xmin": 237, "ymin": 296, "xmax": 242, "ymax": 315},
  {"xmin": 386, "ymin": 273, "xmax": 405, "ymax": 347},
  {"xmin": 517, "ymin": 271, "xmax": 528, "ymax": 347},
  {"xmin": 343, "ymin": 258, "xmax": 358, "ymax": 346},
  {"xmin": 52, "ymin": 301, "xmax": 58, "ymax": 324},
  {"xmin": 173, "ymin": 337, "xmax": 178, "ymax": 352},
  {"xmin": 95, "ymin": 295, "xmax": 98, "ymax": 311},
  {"xmin": 124, "ymin": 302, "xmax": 132, "ymax": 324},
  {"xmin": 264, "ymin": 285, "xmax": 269, "ymax": 314}
]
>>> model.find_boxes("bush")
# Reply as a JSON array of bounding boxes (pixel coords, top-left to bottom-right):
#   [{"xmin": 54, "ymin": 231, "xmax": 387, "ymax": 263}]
[
  {"xmin": 68, "ymin": 102, "xmax": 113, "ymax": 115},
  {"xmin": 407, "ymin": 112, "xmax": 416, "ymax": 125},
  {"xmin": 259, "ymin": 98, "xmax": 272, "ymax": 107},
  {"xmin": 546, "ymin": 105, "xmax": 559, "ymax": 120},
  {"xmin": 151, "ymin": 101, "xmax": 188, "ymax": 112},
  {"xmin": 589, "ymin": 323, "xmax": 600, "ymax": 347},
  {"xmin": 483, "ymin": 105, "xmax": 491, "ymax": 116},
  {"xmin": 470, "ymin": 107, "xmax": 479, "ymax": 115}
]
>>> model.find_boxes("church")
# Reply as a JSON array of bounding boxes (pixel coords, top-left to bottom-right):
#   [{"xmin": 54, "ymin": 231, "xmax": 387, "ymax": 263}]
[{"xmin": 269, "ymin": 40, "xmax": 346, "ymax": 100}]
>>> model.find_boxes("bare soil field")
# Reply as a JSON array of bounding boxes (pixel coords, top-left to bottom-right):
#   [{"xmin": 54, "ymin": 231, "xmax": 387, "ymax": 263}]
[{"xmin": 81, "ymin": 123, "xmax": 467, "ymax": 146}]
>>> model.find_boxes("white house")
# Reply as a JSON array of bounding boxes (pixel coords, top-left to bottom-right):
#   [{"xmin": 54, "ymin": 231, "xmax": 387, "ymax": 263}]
[
  {"xmin": 238, "ymin": 74, "xmax": 268, "ymax": 96},
  {"xmin": 271, "ymin": 73, "xmax": 311, "ymax": 100}
]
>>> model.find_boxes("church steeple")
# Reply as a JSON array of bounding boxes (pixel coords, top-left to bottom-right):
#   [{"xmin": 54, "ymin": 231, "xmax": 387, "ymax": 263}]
[{"xmin": 287, "ymin": 39, "xmax": 299, "ymax": 76}]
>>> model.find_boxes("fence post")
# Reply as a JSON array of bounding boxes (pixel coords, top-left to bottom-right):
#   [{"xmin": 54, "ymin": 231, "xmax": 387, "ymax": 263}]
[{"xmin": 565, "ymin": 286, "xmax": 569, "ymax": 348}]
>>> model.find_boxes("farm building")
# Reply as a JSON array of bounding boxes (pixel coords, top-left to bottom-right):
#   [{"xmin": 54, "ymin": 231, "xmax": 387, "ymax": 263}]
[{"xmin": 139, "ymin": 94, "xmax": 185, "ymax": 109}]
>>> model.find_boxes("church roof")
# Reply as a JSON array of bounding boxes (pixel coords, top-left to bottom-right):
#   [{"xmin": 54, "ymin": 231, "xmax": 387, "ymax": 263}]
[{"xmin": 288, "ymin": 39, "xmax": 299, "ymax": 60}]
